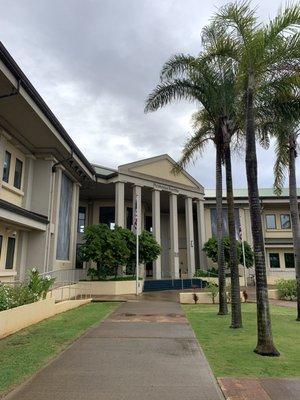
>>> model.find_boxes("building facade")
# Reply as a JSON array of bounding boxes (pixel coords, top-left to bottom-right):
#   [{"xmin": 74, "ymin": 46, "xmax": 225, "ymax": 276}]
[{"xmin": 0, "ymin": 43, "xmax": 298, "ymax": 285}]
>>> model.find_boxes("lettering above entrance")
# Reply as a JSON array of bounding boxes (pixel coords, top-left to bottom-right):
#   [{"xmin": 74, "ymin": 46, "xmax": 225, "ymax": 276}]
[{"xmin": 118, "ymin": 154, "xmax": 204, "ymax": 191}]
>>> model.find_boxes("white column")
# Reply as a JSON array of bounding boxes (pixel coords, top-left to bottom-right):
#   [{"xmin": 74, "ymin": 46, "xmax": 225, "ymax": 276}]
[
  {"xmin": 169, "ymin": 193, "xmax": 179, "ymax": 279},
  {"xmin": 115, "ymin": 181, "xmax": 125, "ymax": 228},
  {"xmin": 152, "ymin": 189, "xmax": 161, "ymax": 279},
  {"xmin": 196, "ymin": 199, "xmax": 207, "ymax": 269},
  {"xmin": 185, "ymin": 197, "xmax": 195, "ymax": 278}
]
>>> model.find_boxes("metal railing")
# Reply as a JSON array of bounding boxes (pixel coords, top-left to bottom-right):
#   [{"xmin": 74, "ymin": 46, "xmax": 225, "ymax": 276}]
[
  {"xmin": 39, "ymin": 268, "xmax": 87, "ymax": 287},
  {"xmin": 49, "ymin": 282, "xmax": 92, "ymax": 302}
]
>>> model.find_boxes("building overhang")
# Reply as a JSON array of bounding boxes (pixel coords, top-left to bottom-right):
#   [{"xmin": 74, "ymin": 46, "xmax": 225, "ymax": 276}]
[
  {"xmin": 0, "ymin": 42, "xmax": 95, "ymax": 183},
  {"xmin": 0, "ymin": 199, "xmax": 48, "ymax": 231}
]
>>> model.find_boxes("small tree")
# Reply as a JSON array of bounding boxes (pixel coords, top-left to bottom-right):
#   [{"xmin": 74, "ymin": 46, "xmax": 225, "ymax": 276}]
[
  {"xmin": 81, "ymin": 225, "xmax": 161, "ymax": 279},
  {"xmin": 80, "ymin": 224, "xmax": 130, "ymax": 278},
  {"xmin": 203, "ymin": 236, "xmax": 253, "ymax": 269}
]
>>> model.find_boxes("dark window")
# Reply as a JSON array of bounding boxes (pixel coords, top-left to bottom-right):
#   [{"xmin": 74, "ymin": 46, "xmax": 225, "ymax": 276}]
[
  {"xmin": 145, "ymin": 216, "xmax": 152, "ymax": 233},
  {"xmin": 76, "ymin": 244, "xmax": 84, "ymax": 269},
  {"xmin": 0, "ymin": 235, "xmax": 3, "ymax": 257},
  {"xmin": 269, "ymin": 253, "xmax": 280, "ymax": 268},
  {"xmin": 14, "ymin": 158, "xmax": 23, "ymax": 189},
  {"xmin": 210, "ymin": 208, "xmax": 240, "ymax": 238},
  {"xmin": 78, "ymin": 206, "xmax": 86, "ymax": 233},
  {"xmin": 5, "ymin": 237, "xmax": 15, "ymax": 269},
  {"xmin": 280, "ymin": 214, "xmax": 291, "ymax": 229},
  {"xmin": 99, "ymin": 206, "xmax": 115, "ymax": 229},
  {"xmin": 284, "ymin": 253, "xmax": 295, "ymax": 268},
  {"xmin": 56, "ymin": 173, "xmax": 73, "ymax": 260},
  {"xmin": 266, "ymin": 214, "xmax": 276, "ymax": 229},
  {"xmin": 126, "ymin": 207, "xmax": 133, "ymax": 230},
  {"xmin": 2, "ymin": 151, "xmax": 11, "ymax": 183}
]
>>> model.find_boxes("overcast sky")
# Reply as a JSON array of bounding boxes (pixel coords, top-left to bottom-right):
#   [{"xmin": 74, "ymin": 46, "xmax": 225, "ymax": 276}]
[{"xmin": 0, "ymin": 0, "xmax": 297, "ymax": 189}]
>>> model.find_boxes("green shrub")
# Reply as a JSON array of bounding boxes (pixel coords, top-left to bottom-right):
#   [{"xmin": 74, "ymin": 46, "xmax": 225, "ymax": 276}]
[
  {"xmin": 203, "ymin": 236, "xmax": 254, "ymax": 269},
  {"xmin": 206, "ymin": 282, "xmax": 219, "ymax": 304},
  {"xmin": 276, "ymin": 279, "xmax": 296, "ymax": 301},
  {"xmin": 81, "ymin": 224, "xmax": 161, "ymax": 280},
  {"xmin": 0, "ymin": 268, "xmax": 55, "ymax": 312}
]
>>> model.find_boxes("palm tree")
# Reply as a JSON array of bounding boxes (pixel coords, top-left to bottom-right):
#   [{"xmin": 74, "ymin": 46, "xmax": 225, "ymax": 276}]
[
  {"xmin": 145, "ymin": 49, "xmax": 243, "ymax": 326},
  {"xmin": 177, "ymin": 110, "xmax": 228, "ymax": 316},
  {"xmin": 209, "ymin": 1, "xmax": 299, "ymax": 355}
]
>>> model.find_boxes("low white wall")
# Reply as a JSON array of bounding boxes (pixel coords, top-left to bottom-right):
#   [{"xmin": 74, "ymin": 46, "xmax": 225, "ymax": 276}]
[
  {"xmin": 267, "ymin": 272, "xmax": 295, "ymax": 285},
  {"xmin": 180, "ymin": 291, "xmax": 246, "ymax": 304},
  {"xmin": 78, "ymin": 280, "xmax": 143, "ymax": 295},
  {"xmin": 0, "ymin": 298, "xmax": 91, "ymax": 339},
  {"xmin": 268, "ymin": 289, "xmax": 279, "ymax": 300},
  {"xmin": 204, "ymin": 277, "xmax": 245, "ymax": 287}
]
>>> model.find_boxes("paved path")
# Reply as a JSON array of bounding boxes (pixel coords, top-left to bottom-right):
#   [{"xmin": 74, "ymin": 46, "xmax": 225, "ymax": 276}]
[
  {"xmin": 219, "ymin": 377, "xmax": 300, "ymax": 400},
  {"xmin": 5, "ymin": 299, "xmax": 224, "ymax": 400}
]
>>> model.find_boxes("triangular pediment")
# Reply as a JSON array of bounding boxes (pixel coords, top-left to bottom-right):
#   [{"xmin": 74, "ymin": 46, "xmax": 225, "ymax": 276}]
[{"xmin": 119, "ymin": 154, "xmax": 202, "ymax": 190}]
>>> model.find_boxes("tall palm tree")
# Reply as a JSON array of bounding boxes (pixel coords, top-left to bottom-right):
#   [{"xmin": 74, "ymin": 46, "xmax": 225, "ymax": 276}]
[
  {"xmin": 209, "ymin": 1, "xmax": 299, "ymax": 355},
  {"xmin": 145, "ymin": 50, "xmax": 243, "ymax": 326},
  {"xmin": 177, "ymin": 110, "xmax": 228, "ymax": 316}
]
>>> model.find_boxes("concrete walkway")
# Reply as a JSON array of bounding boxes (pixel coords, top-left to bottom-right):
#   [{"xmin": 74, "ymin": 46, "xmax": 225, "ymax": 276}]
[{"xmin": 5, "ymin": 299, "xmax": 224, "ymax": 400}]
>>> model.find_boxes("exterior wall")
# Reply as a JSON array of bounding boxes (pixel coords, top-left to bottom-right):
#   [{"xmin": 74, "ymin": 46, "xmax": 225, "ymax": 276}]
[
  {"xmin": 0, "ymin": 134, "xmax": 26, "ymax": 207},
  {"xmin": 0, "ymin": 129, "xmax": 81, "ymax": 280},
  {"xmin": 203, "ymin": 199, "xmax": 297, "ymax": 282}
]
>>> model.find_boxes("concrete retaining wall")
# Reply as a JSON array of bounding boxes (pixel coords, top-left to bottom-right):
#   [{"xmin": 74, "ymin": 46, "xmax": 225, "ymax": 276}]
[
  {"xmin": 77, "ymin": 280, "xmax": 143, "ymax": 295},
  {"xmin": 0, "ymin": 298, "xmax": 91, "ymax": 339},
  {"xmin": 180, "ymin": 291, "xmax": 245, "ymax": 304}
]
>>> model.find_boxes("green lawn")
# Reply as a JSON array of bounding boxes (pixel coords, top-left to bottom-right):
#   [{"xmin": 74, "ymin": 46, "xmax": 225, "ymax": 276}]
[
  {"xmin": 0, "ymin": 302, "xmax": 119, "ymax": 396},
  {"xmin": 183, "ymin": 303, "xmax": 300, "ymax": 378}
]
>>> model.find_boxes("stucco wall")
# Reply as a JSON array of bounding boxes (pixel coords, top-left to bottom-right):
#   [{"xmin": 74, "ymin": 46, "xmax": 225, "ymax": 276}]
[{"xmin": 0, "ymin": 298, "xmax": 91, "ymax": 339}]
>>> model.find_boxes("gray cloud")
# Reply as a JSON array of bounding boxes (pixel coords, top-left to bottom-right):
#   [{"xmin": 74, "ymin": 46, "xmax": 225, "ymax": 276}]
[{"xmin": 0, "ymin": 0, "xmax": 297, "ymax": 189}]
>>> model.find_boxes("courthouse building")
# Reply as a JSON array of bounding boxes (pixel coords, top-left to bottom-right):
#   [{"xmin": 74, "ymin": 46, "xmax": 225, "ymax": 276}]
[{"xmin": 0, "ymin": 43, "xmax": 297, "ymax": 285}]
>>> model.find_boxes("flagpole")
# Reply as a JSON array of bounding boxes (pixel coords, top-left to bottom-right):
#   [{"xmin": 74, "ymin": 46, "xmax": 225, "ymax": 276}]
[
  {"xmin": 135, "ymin": 194, "xmax": 139, "ymax": 296},
  {"xmin": 242, "ymin": 240, "xmax": 247, "ymax": 287},
  {"xmin": 239, "ymin": 224, "xmax": 247, "ymax": 288}
]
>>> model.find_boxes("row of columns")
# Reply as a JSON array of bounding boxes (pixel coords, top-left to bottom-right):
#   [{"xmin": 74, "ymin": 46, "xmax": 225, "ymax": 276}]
[{"xmin": 114, "ymin": 182, "xmax": 205, "ymax": 279}]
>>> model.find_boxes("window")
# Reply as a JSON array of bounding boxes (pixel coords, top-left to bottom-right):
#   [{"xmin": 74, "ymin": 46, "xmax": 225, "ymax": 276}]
[
  {"xmin": 99, "ymin": 207, "xmax": 115, "ymax": 229},
  {"xmin": 269, "ymin": 253, "xmax": 280, "ymax": 268},
  {"xmin": 284, "ymin": 253, "xmax": 295, "ymax": 268},
  {"xmin": 266, "ymin": 214, "xmax": 276, "ymax": 229},
  {"xmin": 77, "ymin": 206, "xmax": 86, "ymax": 233},
  {"xmin": 280, "ymin": 214, "xmax": 291, "ymax": 229},
  {"xmin": 145, "ymin": 216, "xmax": 152, "ymax": 233},
  {"xmin": 5, "ymin": 237, "xmax": 15, "ymax": 269},
  {"xmin": 56, "ymin": 173, "xmax": 73, "ymax": 260},
  {"xmin": 126, "ymin": 207, "xmax": 133, "ymax": 230},
  {"xmin": 0, "ymin": 235, "xmax": 2, "ymax": 257},
  {"xmin": 210, "ymin": 208, "xmax": 240, "ymax": 238},
  {"xmin": 13, "ymin": 158, "xmax": 23, "ymax": 189},
  {"xmin": 2, "ymin": 151, "xmax": 11, "ymax": 183}
]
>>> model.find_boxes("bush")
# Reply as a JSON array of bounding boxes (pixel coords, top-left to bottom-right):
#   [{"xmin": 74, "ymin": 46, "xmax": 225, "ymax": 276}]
[
  {"xmin": 203, "ymin": 236, "xmax": 254, "ymax": 269},
  {"xmin": 206, "ymin": 282, "xmax": 219, "ymax": 304},
  {"xmin": 276, "ymin": 279, "xmax": 297, "ymax": 301},
  {"xmin": 0, "ymin": 268, "xmax": 55, "ymax": 312},
  {"xmin": 81, "ymin": 224, "xmax": 162, "ymax": 280}
]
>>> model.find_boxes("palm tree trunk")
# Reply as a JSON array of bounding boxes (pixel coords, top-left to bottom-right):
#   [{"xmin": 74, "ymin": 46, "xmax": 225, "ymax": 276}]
[
  {"xmin": 223, "ymin": 131, "xmax": 242, "ymax": 328},
  {"xmin": 288, "ymin": 132, "xmax": 300, "ymax": 321},
  {"xmin": 216, "ymin": 139, "xmax": 228, "ymax": 315},
  {"xmin": 245, "ymin": 74, "xmax": 279, "ymax": 356}
]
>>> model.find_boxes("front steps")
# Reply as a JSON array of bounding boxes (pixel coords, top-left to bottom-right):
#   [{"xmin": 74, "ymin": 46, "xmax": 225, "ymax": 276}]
[{"xmin": 143, "ymin": 278, "xmax": 208, "ymax": 292}]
